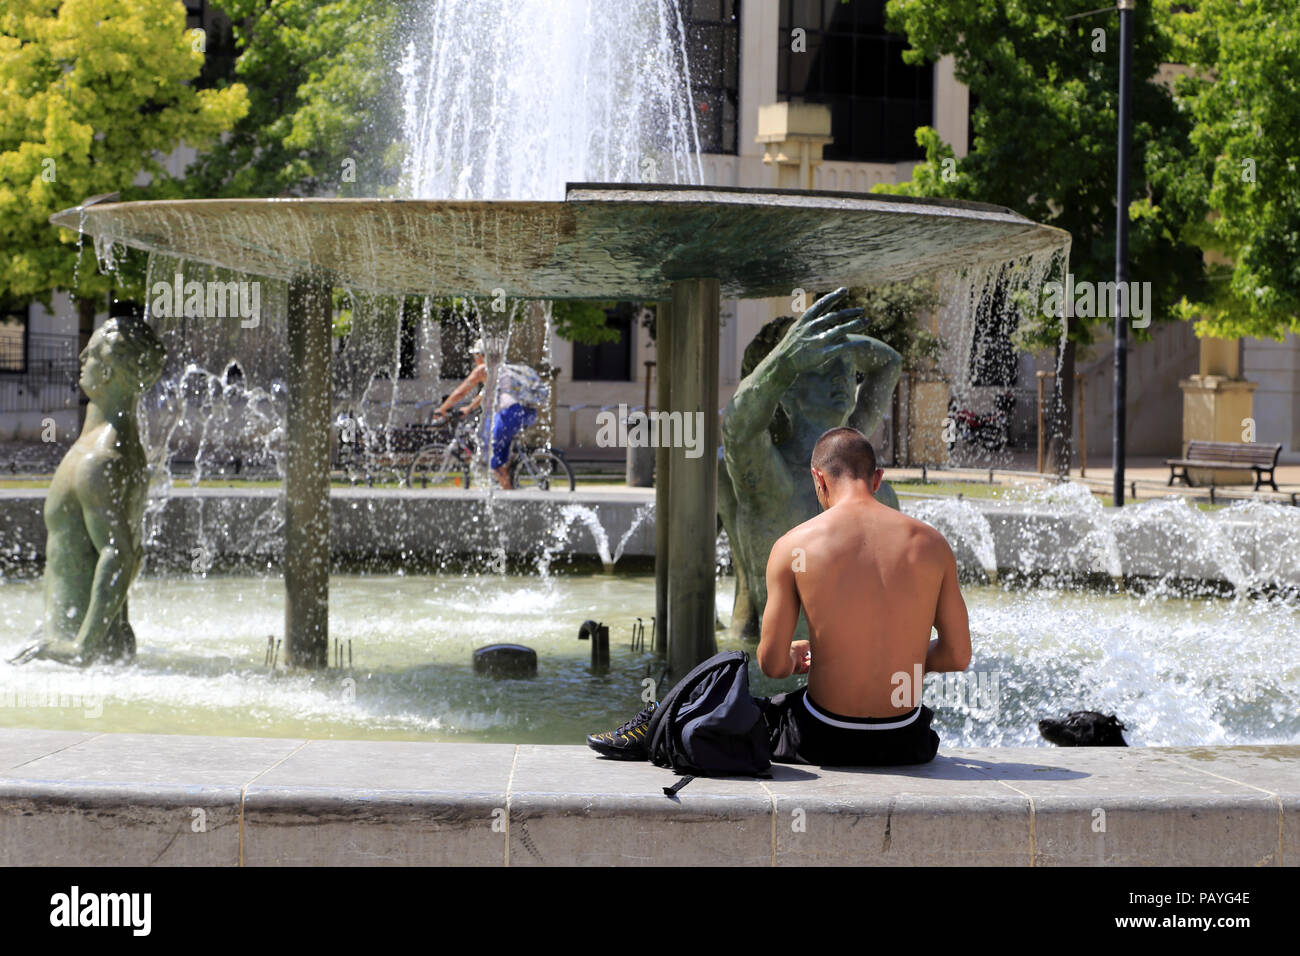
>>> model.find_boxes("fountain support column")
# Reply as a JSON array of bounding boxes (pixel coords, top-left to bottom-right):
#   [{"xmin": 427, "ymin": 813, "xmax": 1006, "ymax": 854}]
[
  {"xmin": 666, "ymin": 279, "xmax": 719, "ymax": 681},
  {"xmin": 654, "ymin": 297, "xmax": 672, "ymax": 657},
  {"xmin": 284, "ymin": 272, "xmax": 332, "ymax": 669}
]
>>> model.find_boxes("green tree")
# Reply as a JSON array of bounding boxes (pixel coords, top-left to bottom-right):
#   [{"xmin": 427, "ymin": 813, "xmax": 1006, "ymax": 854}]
[
  {"xmin": 550, "ymin": 300, "xmax": 624, "ymax": 345},
  {"xmin": 0, "ymin": 0, "xmax": 248, "ymax": 321},
  {"xmin": 1153, "ymin": 0, "xmax": 1300, "ymax": 340},
  {"xmin": 180, "ymin": 0, "xmax": 404, "ymax": 199},
  {"xmin": 843, "ymin": 278, "xmax": 942, "ymax": 372},
  {"xmin": 876, "ymin": 0, "xmax": 1206, "ymax": 470}
]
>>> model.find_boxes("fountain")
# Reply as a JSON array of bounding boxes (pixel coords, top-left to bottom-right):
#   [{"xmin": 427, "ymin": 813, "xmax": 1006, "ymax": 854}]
[
  {"xmin": 2, "ymin": 1, "xmax": 1294, "ymax": 758},
  {"xmin": 7, "ymin": 4, "xmax": 1300, "ymax": 874},
  {"xmin": 398, "ymin": 0, "xmax": 704, "ymax": 200},
  {"xmin": 45, "ymin": 185, "xmax": 1071, "ymax": 681}
]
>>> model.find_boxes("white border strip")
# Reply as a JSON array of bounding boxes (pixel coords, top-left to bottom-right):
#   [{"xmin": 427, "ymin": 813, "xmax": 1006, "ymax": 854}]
[{"xmin": 803, "ymin": 695, "xmax": 921, "ymax": 730}]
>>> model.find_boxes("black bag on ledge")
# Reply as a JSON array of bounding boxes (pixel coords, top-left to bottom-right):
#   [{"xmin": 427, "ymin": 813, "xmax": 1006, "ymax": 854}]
[{"xmin": 646, "ymin": 650, "xmax": 772, "ymax": 788}]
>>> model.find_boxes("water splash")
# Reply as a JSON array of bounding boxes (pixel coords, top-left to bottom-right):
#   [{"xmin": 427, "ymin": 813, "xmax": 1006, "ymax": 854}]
[
  {"xmin": 939, "ymin": 245, "xmax": 1069, "ymax": 468},
  {"xmin": 398, "ymin": 0, "xmax": 702, "ymax": 201},
  {"xmin": 908, "ymin": 497, "xmax": 999, "ymax": 583},
  {"xmin": 534, "ymin": 502, "xmax": 655, "ymax": 575},
  {"xmin": 941, "ymin": 584, "xmax": 1300, "ymax": 747},
  {"xmin": 999, "ymin": 481, "xmax": 1123, "ymax": 580},
  {"xmin": 5, "ymin": 574, "xmax": 1294, "ymax": 747},
  {"xmin": 969, "ymin": 482, "xmax": 1298, "ymax": 593},
  {"xmin": 612, "ymin": 503, "xmax": 655, "ymax": 564},
  {"xmin": 557, "ymin": 505, "xmax": 614, "ymax": 570}
]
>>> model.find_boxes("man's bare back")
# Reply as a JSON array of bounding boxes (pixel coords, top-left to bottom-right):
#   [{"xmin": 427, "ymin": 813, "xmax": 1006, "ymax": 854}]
[{"xmin": 759, "ymin": 431, "xmax": 970, "ymax": 719}]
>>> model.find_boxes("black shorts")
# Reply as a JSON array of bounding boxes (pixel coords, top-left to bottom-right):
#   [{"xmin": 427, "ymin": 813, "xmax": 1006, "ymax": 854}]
[{"xmin": 755, "ymin": 688, "xmax": 940, "ymax": 767}]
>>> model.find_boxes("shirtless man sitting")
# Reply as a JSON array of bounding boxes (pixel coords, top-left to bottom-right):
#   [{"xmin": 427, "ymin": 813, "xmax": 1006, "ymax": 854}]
[
  {"xmin": 755, "ymin": 426, "xmax": 970, "ymax": 765},
  {"xmin": 587, "ymin": 426, "xmax": 970, "ymax": 767}
]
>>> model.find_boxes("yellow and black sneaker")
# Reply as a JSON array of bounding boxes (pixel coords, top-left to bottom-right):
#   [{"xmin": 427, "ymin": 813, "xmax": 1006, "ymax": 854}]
[{"xmin": 586, "ymin": 701, "xmax": 659, "ymax": 760}]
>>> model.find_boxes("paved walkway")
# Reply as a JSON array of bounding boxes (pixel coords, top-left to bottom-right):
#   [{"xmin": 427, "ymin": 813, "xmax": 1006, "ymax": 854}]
[
  {"xmin": 6, "ymin": 438, "xmax": 1298, "ymax": 505},
  {"xmin": 889, "ymin": 454, "xmax": 1300, "ymax": 503}
]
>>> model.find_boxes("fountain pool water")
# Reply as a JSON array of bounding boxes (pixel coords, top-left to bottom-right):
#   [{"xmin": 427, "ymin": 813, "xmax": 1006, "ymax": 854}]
[{"xmin": 2, "ymin": 570, "xmax": 1296, "ymax": 747}]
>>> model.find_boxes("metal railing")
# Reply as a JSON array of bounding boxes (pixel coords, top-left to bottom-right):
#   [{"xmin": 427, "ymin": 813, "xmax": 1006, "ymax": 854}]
[{"xmin": 0, "ymin": 333, "xmax": 80, "ymax": 414}]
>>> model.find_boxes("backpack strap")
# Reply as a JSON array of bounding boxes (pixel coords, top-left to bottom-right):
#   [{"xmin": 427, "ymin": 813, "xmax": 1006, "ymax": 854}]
[{"xmin": 662, "ymin": 775, "xmax": 695, "ymax": 797}]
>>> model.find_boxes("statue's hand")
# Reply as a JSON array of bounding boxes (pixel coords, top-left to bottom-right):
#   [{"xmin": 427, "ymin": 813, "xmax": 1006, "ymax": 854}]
[{"xmin": 772, "ymin": 287, "xmax": 868, "ymax": 376}]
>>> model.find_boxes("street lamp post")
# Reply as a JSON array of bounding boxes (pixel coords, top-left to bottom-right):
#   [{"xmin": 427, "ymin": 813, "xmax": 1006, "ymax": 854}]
[{"xmin": 1112, "ymin": 0, "xmax": 1135, "ymax": 507}]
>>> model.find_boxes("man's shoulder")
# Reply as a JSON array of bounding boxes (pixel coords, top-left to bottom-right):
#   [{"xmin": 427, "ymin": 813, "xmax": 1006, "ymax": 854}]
[
  {"xmin": 786, "ymin": 506, "xmax": 834, "ymax": 537},
  {"xmin": 774, "ymin": 507, "xmax": 848, "ymax": 559},
  {"xmin": 893, "ymin": 511, "xmax": 954, "ymax": 561},
  {"xmin": 771, "ymin": 516, "xmax": 821, "ymax": 558},
  {"xmin": 856, "ymin": 503, "xmax": 948, "ymax": 555}
]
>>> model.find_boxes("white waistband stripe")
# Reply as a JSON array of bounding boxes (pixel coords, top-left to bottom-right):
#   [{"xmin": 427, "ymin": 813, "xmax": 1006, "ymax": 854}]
[{"xmin": 802, "ymin": 695, "xmax": 920, "ymax": 730}]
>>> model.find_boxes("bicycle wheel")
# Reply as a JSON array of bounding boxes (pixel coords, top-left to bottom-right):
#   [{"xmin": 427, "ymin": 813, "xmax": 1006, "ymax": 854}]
[
  {"xmin": 511, "ymin": 449, "xmax": 575, "ymax": 492},
  {"xmin": 406, "ymin": 443, "xmax": 471, "ymax": 488}
]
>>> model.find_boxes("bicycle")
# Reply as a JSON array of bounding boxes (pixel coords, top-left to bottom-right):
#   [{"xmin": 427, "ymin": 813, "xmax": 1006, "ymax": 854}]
[
  {"xmin": 405, "ymin": 413, "xmax": 575, "ymax": 492},
  {"xmin": 335, "ymin": 414, "xmax": 445, "ymax": 486}
]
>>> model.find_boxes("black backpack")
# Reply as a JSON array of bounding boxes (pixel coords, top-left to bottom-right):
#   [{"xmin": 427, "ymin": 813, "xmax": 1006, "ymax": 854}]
[{"xmin": 646, "ymin": 651, "xmax": 772, "ymax": 780}]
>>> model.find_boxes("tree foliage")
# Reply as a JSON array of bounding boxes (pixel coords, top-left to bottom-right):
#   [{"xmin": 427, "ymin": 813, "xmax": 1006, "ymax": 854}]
[
  {"xmin": 1152, "ymin": 0, "xmax": 1300, "ymax": 340},
  {"xmin": 180, "ymin": 0, "xmax": 404, "ymax": 199},
  {"xmin": 876, "ymin": 0, "xmax": 1207, "ymax": 350},
  {"xmin": 0, "ymin": 0, "xmax": 248, "ymax": 307},
  {"xmin": 549, "ymin": 300, "xmax": 623, "ymax": 345}
]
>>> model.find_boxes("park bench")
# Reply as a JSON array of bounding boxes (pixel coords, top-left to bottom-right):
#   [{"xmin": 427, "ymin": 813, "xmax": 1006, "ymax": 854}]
[{"xmin": 1166, "ymin": 440, "xmax": 1282, "ymax": 491}]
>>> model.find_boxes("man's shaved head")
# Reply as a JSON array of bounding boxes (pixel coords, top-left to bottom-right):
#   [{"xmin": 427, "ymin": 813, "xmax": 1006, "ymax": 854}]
[{"xmin": 810, "ymin": 427, "xmax": 878, "ymax": 481}]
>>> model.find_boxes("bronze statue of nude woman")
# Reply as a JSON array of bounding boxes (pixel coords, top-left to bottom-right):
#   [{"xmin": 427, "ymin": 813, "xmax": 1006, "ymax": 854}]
[{"xmin": 14, "ymin": 315, "xmax": 166, "ymax": 665}]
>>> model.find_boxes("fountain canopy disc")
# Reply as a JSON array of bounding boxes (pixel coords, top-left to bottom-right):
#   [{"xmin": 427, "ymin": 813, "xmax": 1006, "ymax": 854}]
[{"xmin": 51, "ymin": 183, "xmax": 1069, "ymax": 300}]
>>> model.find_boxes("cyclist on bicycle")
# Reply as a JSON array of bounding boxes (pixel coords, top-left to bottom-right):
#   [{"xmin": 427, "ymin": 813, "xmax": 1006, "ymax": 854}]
[{"xmin": 432, "ymin": 339, "xmax": 546, "ymax": 489}]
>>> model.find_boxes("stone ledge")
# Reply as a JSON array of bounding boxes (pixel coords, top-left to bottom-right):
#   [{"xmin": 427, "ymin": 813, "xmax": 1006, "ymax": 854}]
[
  {"xmin": 1, "ymin": 729, "xmax": 1295, "ymax": 866},
  {"xmin": 4, "ymin": 488, "xmax": 1296, "ymax": 586}
]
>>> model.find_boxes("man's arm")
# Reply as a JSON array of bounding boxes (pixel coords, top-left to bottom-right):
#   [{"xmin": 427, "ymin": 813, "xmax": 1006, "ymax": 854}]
[
  {"xmin": 925, "ymin": 537, "xmax": 971, "ymax": 673},
  {"xmin": 436, "ymin": 366, "xmax": 485, "ymax": 415},
  {"xmin": 758, "ymin": 534, "xmax": 802, "ymax": 679}
]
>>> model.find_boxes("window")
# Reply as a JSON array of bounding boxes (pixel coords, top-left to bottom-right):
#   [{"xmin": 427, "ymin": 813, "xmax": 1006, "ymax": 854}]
[
  {"xmin": 778, "ymin": 0, "xmax": 933, "ymax": 163},
  {"xmin": 184, "ymin": 0, "xmax": 237, "ymax": 88},
  {"xmin": 683, "ymin": 0, "xmax": 741, "ymax": 154},
  {"xmin": 572, "ymin": 304, "xmax": 635, "ymax": 381},
  {"xmin": 0, "ymin": 305, "xmax": 27, "ymax": 373}
]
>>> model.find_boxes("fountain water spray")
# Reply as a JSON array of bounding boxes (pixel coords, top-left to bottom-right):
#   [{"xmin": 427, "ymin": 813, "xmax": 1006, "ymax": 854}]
[
  {"xmin": 939, "ymin": 247, "xmax": 1070, "ymax": 468},
  {"xmin": 546, "ymin": 502, "xmax": 656, "ymax": 574},
  {"xmin": 908, "ymin": 498, "xmax": 999, "ymax": 584},
  {"xmin": 398, "ymin": 0, "xmax": 702, "ymax": 200}
]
